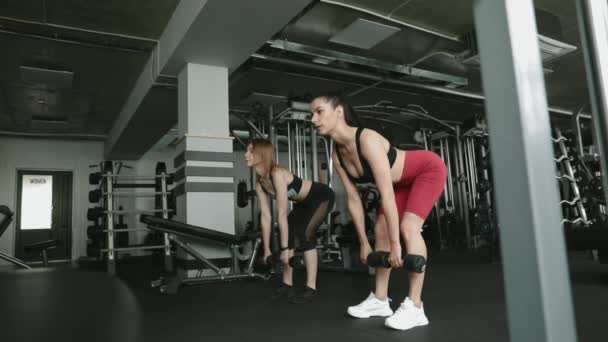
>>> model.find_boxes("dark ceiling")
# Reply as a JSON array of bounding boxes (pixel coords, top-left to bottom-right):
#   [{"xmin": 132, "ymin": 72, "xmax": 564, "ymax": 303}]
[
  {"xmin": 0, "ymin": 0, "xmax": 594, "ymax": 146},
  {"xmin": 0, "ymin": 0, "xmax": 178, "ymax": 137}
]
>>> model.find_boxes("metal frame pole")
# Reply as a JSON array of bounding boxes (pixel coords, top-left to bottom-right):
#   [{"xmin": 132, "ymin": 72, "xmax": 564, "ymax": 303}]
[
  {"xmin": 296, "ymin": 122, "xmax": 300, "ymax": 176},
  {"xmin": 474, "ymin": 1, "xmax": 577, "ymax": 341},
  {"xmin": 287, "ymin": 122, "xmax": 292, "ymax": 172},
  {"xmin": 439, "ymin": 138, "xmax": 449, "ymax": 209},
  {"xmin": 106, "ymin": 170, "xmax": 115, "ymax": 275},
  {"xmin": 303, "ymin": 125, "xmax": 308, "ymax": 179},
  {"xmin": 576, "ymin": 0, "xmax": 608, "ymax": 205},
  {"xmin": 311, "ymin": 124, "xmax": 319, "ymax": 182},
  {"xmin": 455, "ymin": 126, "xmax": 471, "ymax": 247},
  {"xmin": 445, "ymin": 137, "xmax": 455, "ymax": 210},
  {"xmin": 161, "ymin": 173, "xmax": 172, "ymax": 271}
]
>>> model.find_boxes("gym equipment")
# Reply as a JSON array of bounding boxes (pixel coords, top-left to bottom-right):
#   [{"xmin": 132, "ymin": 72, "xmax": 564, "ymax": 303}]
[
  {"xmin": 404, "ymin": 254, "xmax": 427, "ymax": 273},
  {"xmin": 262, "ymin": 252, "xmax": 305, "ymax": 272},
  {"xmin": 89, "ymin": 172, "xmax": 102, "ymax": 185},
  {"xmin": 89, "ymin": 173, "xmax": 173, "ymax": 183},
  {"xmin": 154, "ymin": 162, "xmax": 168, "ymax": 218},
  {"xmin": 472, "ymin": 202, "xmax": 495, "ymax": 235},
  {"xmin": 0, "ymin": 206, "xmax": 30, "ymax": 269},
  {"xmin": 237, "ymin": 181, "xmax": 248, "ymax": 208},
  {"xmin": 0, "ymin": 205, "xmax": 58, "ymax": 268},
  {"xmin": 140, "ymin": 215, "xmax": 268, "ymax": 294},
  {"xmin": 87, "ymin": 207, "xmax": 104, "ymax": 220},
  {"xmin": 366, "ymin": 251, "xmax": 427, "ymax": 272},
  {"xmin": 87, "ymin": 225, "xmax": 103, "ymax": 239},
  {"xmin": 89, "ymin": 189, "xmax": 101, "ymax": 202},
  {"xmin": 23, "ymin": 240, "xmax": 59, "ymax": 267},
  {"xmin": 90, "ymin": 161, "xmax": 173, "ymax": 275},
  {"xmin": 553, "ymin": 128, "xmax": 591, "ymax": 226},
  {"xmin": 366, "ymin": 251, "xmax": 396, "ymax": 268},
  {"xmin": 288, "ymin": 255, "xmax": 305, "ymax": 269},
  {"xmin": 480, "ymin": 154, "xmax": 491, "ymax": 170},
  {"xmin": 477, "ymin": 179, "xmax": 491, "ymax": 194},
  {"xmin": 263, "ymin": 254, "xmax": 277, "ymax": 269},
  {"xmin": 114, "ymin": 208, "xmax": 129, "ymax": 247},
  {"xmin": 237, "ymin": 180, "xmax": 256, "ymax": 208},
  {"xmin": 87, "ymin": 207, "xmax": 173, "ymax": 220},
  {"xmin": 89, "ymin": 189, "xmax": 171, "ymax": 203}
]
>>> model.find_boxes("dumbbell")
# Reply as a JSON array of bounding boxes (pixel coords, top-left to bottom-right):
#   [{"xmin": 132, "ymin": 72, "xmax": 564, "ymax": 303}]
[
  {"xmin": 366, "ymin": 251, "xmax": 394, "ymax": 268},
  {"xmin": 86, "ymin": 243, "xmax": 101, "ymax": 258},
  {"xmin": 87, "ymin": 207, "xmax": 104, "ymax": 221},
  {"xmin": 87, "ymin": 225, "xmax": 105, "ymax": 239},
  {"xmin": 366, "ymin": 251, "xmax": 427, "ymax": 272},
  {"xmin": 89, "ymin": 189, "xmax": 102, "ymax": 203},
  {"xmin": 288, "ymin": 255, "xmax": 305, "ymax": 270},
  {"xmin": 480, "ymin": 156, "xmax": 491, "ymax": 170},
  {"xmin": 89, "ymin": 172, "xmax": 102, "ymax": 185},
  {"xmin": 263, "ymin": 253, "xmax": 305, "ymax": 270},
  {"xmin": 263, "ymin": 254, "xmax": 278, "ymax": 269},
  {"xmin": 476, "ymin": 180, "xmax": 492, "ymax": 193}
]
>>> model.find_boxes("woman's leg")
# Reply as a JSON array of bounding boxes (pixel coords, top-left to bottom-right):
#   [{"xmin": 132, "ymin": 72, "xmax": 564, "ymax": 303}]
[
  {"xmin": 303, "ymin": 249, "xmax": 318, "ymax": 289},
  {"xmin": 400, "ymin": 212, "xmax": 426, "ymax": 306},
  {"xmin": 373, "ymin": 214, "xmax": 391, "ymax": 300},
  {"xmin": 289, "ymin": 189, "xmax": 334, "ymax": 304},
  {"xmin": 399, "ymin": 152, "xmax": 448, "ymax": 306},
  {"xmin": 301, "ymin": 195, "xmax": 332, "ymax": 289},
  {"xmin": 282, "ymin": 209, "xmax": 299, "ymax": 286},
  {"xmin": 346, "ymin": 213, "xmax": 393, "ymax": 317}
]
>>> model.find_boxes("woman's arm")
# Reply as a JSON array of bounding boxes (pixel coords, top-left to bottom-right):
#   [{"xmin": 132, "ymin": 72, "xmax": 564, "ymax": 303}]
[
  {"xmin": 360, "ymin": 131, "xmax": 403, "ymax": 267},
  {"xmin": 255, "ymin": 181, "xmax": 272, "ymax": 258},
  {"xmin": 332, "ymin": 151, "xmax": 372, "ymax": 262},
  {"xmin": 271, "ymin": 168, "xmax": 291, "ymax": 264}
]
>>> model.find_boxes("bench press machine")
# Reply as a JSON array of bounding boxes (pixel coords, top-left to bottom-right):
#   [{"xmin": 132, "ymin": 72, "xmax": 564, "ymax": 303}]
[{"xmin": 140, "ymin": 215, "xmax": 268, "ymax": 294}]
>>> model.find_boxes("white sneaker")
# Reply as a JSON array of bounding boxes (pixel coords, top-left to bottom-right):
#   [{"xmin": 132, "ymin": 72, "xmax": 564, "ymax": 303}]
[
  {"xmin": 347, "ymin": 292, "xmax": 393, "ymax": 318},
  {"xmin": 384, "ymin": 297, "xmax": 429, "ymax": 330}
]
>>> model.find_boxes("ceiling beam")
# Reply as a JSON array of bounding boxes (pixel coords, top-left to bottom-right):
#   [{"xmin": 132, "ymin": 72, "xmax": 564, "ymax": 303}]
[{"xmin": 105, "ymin": 0, "xmax": 313, "ymax": 159}]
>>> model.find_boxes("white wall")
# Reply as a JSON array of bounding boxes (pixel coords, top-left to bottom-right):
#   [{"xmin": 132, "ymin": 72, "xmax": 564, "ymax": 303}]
[{"xmin": 0, "ymin": 137, "xmax": 104, "ymax": 262}]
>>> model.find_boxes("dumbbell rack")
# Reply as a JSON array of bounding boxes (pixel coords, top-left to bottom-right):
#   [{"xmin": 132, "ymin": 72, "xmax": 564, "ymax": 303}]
[
  {"xmin": 553, "ymin": 128, "xmax": 590, "ymax": 227},
  {"xmin": 89, "ymin": 163, "xmax": 174, "ymax": 275}
]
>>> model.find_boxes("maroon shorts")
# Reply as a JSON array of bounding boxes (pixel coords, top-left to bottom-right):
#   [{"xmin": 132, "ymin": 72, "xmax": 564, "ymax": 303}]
[{"xmin": 379, "ymin": 150, "xmax": 447, "ymax": 221}]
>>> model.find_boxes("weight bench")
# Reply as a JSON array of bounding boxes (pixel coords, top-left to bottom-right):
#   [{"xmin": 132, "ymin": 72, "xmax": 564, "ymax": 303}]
[
  {"xmin": 24, "ymin": 239, "xmax": 60, "ymax": 267},
  {"xmin": 140, "ymin": 215, "xmax": 267, "ymax": 294},
  {"xmin": 0, "ymin": 205, "xmax": 59, "ymax": 269}
]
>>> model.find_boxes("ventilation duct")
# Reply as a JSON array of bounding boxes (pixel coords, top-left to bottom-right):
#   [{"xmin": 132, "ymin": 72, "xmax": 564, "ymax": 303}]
[{"xmin": 462, "ymin": 8, "xmax": 576, "ymax": 66}]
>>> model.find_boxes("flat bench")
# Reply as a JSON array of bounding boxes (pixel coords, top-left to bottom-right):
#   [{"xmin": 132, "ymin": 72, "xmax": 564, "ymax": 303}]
[{"xmin": 140, "ymin": 215, "xmax": 267, "ymax": 294}]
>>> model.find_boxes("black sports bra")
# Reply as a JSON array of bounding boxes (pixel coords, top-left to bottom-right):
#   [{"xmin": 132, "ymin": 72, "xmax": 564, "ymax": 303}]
[
  {"xmin": 336, "ymin": 127, "xmax": 397, "ymax": 184},
  {"xmin": 262, "ymin": 172, "xmax": 303, "ymax": 200},
  {"xmin": 286, "ymin": 175, "xmax": 303, "ymax": 199}
]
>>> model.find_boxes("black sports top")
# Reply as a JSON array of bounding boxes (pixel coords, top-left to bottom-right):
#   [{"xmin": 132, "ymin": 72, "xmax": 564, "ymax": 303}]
[
  {"xmin": 262, "ymin": 173, "xmax": 303, "ymax": 200},
  {"xmin": 336, "ymin": 127, "xmax": 397, "ymax": 184},
  {"xmin": 286, "ymin": 175, "xmax": 303, "ymax": 199}
]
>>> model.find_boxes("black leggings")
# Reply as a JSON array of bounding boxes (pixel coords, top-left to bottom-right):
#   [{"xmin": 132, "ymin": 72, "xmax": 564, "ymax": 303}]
[{"xmin": 288, "ymin": 182, "xmax": 335, "ymax": 251}]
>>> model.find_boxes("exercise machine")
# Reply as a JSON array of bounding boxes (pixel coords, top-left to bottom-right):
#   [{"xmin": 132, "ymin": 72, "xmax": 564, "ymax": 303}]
[
  {"xmin": 0, "ymin": 205, "xmax": 59, "ymax": 268},
  {"xmin": 140, "ymin": 214, "xmax": 267, "ymax": 294}
]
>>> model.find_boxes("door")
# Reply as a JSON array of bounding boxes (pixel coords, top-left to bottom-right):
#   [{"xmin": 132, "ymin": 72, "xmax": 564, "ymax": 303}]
[{"xmin": 15, "ymin": 170, "xmax": 73, "ymax": 262}]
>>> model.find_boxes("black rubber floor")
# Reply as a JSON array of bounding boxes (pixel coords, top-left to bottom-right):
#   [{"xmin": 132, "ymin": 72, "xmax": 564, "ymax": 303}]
[{"xmin": 105, "ymin": 250, "xmax": 607, "ymax": 342}]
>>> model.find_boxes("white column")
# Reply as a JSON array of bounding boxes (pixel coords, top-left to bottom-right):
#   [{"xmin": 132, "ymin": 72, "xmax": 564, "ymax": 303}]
[{"xmin": 175, "ymin": 63, "xmax": 235, "ymax": 259}]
